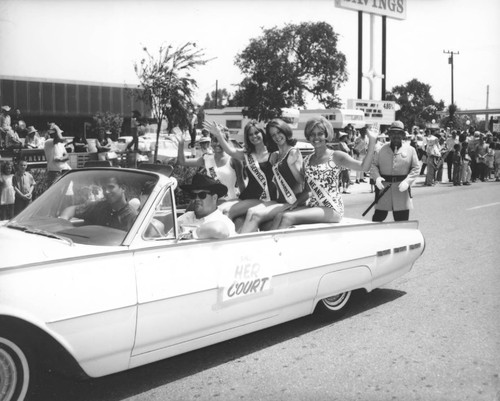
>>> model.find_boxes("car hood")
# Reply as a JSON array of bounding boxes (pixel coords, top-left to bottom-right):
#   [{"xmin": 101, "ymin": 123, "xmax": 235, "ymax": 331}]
[{"xmin": 0, "ymin": 226, "xmax": 120, "ymax": 269}]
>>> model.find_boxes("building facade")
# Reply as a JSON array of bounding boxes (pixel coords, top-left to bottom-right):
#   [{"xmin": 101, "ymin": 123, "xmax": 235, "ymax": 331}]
[{"xmin": 0, "ymin": 76, "xmax": 149, "ymax": 137}]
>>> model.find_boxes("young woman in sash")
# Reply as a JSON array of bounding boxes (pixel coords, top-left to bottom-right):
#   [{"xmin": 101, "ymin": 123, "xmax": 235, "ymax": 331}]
[
  {"xmin": 175, "ymin": 127, "xmax": 243, "ymax": 201},
  {"xmin": 203, "ymin": 120, "xmax": 278, "ymax": 229},
  {"xmin": 239, "ymin": 119, "xmax": 304, "ymax": 233},
  {"xmin": 271, "ymin": 117, "xmax": 378, "ymax": 229}
]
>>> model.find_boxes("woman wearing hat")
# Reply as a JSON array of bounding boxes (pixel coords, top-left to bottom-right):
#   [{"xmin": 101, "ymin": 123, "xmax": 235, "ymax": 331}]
[
  {"xmin": 270, "ymin": 117, "xmax": 378, "ymax": 229},
  {"xmin": 25, "ymin": 126, "xmax": 42, "ymax": 149},
  {"xmin": 370, "ymin": 120, "xmax": 420, "ymax": 222}
]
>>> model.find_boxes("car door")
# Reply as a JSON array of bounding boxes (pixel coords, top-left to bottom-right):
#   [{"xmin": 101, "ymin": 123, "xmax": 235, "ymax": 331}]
[{"xmin": 130, "ymin": 188, "xmax": 284, "ymax": 366}]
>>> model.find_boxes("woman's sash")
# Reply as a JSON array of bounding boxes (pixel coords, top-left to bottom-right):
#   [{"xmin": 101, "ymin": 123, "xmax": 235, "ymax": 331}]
[
  {"xmin": 305, "ymin": 155, "xmax": 338, "ymax": 209},
  {"xmin": 272, "ymin": 149, "xmax": 297, "ymax": 204},
  {"xmin": 244, "ymin": 153, "xmax": 271, "ymax": 201}
]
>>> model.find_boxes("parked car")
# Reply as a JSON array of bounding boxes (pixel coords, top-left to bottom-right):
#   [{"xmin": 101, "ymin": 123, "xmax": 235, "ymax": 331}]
[{"xmin": 0, "ymin": 168, "xmax": 425, "ymax": 401}]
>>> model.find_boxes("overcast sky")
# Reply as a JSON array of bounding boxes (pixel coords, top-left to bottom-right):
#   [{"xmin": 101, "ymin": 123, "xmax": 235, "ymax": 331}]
[{"xmin": 0, "ymin": 0, "xmax": 499, "ymax": 114}]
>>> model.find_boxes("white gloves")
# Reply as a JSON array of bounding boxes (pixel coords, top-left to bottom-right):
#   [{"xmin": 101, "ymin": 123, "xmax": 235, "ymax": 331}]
[
  {"xmin": 375, "ymin": 177, "xmax": 385, "ymax": 190},
  {"xmin": 398, "ymin": 181, "xmax": 409, "ymax": 192}
]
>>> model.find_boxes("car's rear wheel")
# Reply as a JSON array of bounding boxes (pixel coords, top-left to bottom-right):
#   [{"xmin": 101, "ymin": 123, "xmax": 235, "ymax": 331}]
[
  {"xmin": 0, "ymin": 334, "xmax": 34, "ymax": 401},
  {"xmin": 314, "ymin": 291, "xmax": 352, "ymax": 320}
]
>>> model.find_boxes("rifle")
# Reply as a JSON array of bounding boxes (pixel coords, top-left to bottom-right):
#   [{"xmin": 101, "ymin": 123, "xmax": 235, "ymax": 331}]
[{"xmin": 362, "ymin": 184, "xmax": 392, "ymax": 217}]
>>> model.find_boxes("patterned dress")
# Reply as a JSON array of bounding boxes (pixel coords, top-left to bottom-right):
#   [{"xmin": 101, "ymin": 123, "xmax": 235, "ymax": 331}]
[{"xmin": 304, "ymin": 153, "xmax": 344, "ymax": 217}]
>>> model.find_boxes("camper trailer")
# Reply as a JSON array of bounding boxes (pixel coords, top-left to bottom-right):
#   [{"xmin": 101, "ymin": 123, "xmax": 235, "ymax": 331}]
[
  {"xmin": 203, "ymin": 107, "xmax": 299, "ymax": 144},
  {"xmin": 292, "ymin": 109, "xmax": 366, "ymax": 142}
]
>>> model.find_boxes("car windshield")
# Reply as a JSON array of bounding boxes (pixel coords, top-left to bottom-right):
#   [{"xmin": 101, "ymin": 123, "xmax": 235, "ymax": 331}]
[{"xmin": 10, "ymin": 169, "xmax": 159, "ymax": 246}]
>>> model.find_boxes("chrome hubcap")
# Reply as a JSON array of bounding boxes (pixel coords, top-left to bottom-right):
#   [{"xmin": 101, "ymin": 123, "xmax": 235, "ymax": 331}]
[{"xmin": 0, "ymin": 347, "xmax": 17, "ymax": 401}]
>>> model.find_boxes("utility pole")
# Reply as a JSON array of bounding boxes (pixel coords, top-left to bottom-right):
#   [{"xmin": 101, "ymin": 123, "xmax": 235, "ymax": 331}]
[
  {"xmin": 215, "ymin": 80, "xmax": 218, "ymax": 108},
  {"xmin": 443, "ymin": 50, "xmax": 459, "ymax": 105}
]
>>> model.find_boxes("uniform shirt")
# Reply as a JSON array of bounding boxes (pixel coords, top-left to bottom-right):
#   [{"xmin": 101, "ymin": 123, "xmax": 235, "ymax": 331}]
[{"xmin": 370, "ymin": 144, "xmax": 420, "ymax": 211}]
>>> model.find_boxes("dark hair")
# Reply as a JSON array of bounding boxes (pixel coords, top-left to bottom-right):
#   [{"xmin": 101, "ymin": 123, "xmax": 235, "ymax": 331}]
[
  {"xmin": 243, "ymin": 120, "xmax": 267, "ymax": 154},
  {"xmin": 266, "ymin": 119, "xmax": 296, "ymax": 149},
  {"xmin": 453, "ymin": 143, "xmax": 460, "ymax": 151}
]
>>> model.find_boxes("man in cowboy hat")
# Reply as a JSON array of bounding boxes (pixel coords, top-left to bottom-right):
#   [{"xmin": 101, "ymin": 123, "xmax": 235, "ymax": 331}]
[
  {"xmin": 44, "ymin": 122, "xmax": 71, "ymax": 186},
  {"xmin": 178, "ymin": 173, "xmax": 236, "ymax": 239},
  {"xmin": 370, "ymin": 120, "xmax": 420, "ymax": 222}
]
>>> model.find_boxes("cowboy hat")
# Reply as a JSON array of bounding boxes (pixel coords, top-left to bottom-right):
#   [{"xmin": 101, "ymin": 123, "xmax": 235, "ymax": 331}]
[
  {"xmin": 1, "ymin": 105, "xmax": 11, "ymax": 112},
  {"xmin": 180, "ymin": 173, "xmax": 228, "ymax": 198},
  {"xmin": 338, "ymin": 131, "xmax": 348, "ymax": 139},
  {"xmin": 26, "ymin": 126, "xmax": 38, "ymax": 135},
  {"xmin": 387, "ymin": 120, "xmax": 405, "ymax": 134}
]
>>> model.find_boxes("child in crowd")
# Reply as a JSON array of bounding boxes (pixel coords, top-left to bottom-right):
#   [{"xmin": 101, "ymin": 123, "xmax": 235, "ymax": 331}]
[
  {"xmin": 13, "ymin": 159, "xmax": 35, "ymax": 215},
  {"xmin": 0, "ymin": 161, "xmax": 16, "ymax": 220},
  {"xmin": 452, "ymin": 143, "xmax": 462, "ymax": 186}
]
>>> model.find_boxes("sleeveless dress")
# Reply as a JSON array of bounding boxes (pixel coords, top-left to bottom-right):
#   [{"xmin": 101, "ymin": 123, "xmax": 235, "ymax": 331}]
[
  {"xmin": 239, "ymin": 154, "xmax": 277, "ymax": 200},
  {"xmin": 203, "ymin": 154, "xmax": 238, "ymax": 199},
  {"xmin": 303, "ymin": 153, "xmax": 344, "ymax": 217},
  {"xmin": 273, "ymin": 149, "xmax": 300, "ymax": 204}
]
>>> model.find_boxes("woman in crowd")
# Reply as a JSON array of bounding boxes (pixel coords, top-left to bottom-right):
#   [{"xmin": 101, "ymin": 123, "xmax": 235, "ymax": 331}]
[
  {"xmin": 96, "ymin": 129, "xmax": 113, "ymax": 161},
  {"xmin": 271, "ymin": 117, "xmax": 377, "ymax": 229},
  {"xmin": 203, "ymin": 120, "xmax": 277, "ymax": 229},
  {"xmin": 24, "ymin": 126, "xmax": 42, "ymax": 149},
  {"xmin": 175, "ymin": 127, "xmax": 243, "ymax": 201},
  {"xmin": 238, "ymin": 118, "xmax": 303, "ymax": 233}
]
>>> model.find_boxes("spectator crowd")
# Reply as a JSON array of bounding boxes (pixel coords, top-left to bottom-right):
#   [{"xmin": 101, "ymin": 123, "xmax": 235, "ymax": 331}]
[{"xmin": 1, "ymin": 102, "xmax": 499, "ymax": 226}]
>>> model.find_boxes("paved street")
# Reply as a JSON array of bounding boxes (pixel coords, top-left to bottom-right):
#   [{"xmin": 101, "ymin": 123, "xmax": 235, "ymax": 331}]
[{"xmin": 36, "ymin": 178, "xmax": 500, "ymax": 401}]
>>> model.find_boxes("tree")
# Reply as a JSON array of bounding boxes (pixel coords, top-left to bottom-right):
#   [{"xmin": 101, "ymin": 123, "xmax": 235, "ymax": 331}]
[
  {"xmin": 234, "ymin": 21, "xmax": 348, "ymax": 120},
  {"xmin": 385, "ymin": 79, "xmax": 445, "ymax": 129},
  {"xmin": 203, "ymin": 88, "xmax": 232, "ymax": 109},
  {"xmin": 131, "ymin": 43, "xmax": 210, "ymax": 162},
  {"xmin": 90, "ymin": 111, "xmax": 124, "ymax": 141}
]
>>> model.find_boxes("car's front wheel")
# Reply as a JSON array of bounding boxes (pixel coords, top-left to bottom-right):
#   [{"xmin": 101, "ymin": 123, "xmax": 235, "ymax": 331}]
[
  {"xmin": 314, "ymin": 291, "xmax": 352, "ymax": 320},
  {"xmin": 0, "ymin": 333, "xmax": 34, "ymax": 401}
]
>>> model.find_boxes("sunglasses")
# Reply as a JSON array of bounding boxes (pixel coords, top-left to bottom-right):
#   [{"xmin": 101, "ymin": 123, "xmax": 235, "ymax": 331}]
[{"xmin": 189, "ymin": 191, "xmax": 213, "ymax": 200}]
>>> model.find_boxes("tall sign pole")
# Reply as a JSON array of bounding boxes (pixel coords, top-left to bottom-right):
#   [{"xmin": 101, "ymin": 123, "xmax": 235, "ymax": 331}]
[
  {"xmin": 381, "ymin": 16, "xmax": 387, "ymax": 100},
  {"xmin": 443, "ymin": 50, "xmax": 459, "ymax": 105},
  {"xmin": 357, "ymin": 11, "xmax": 363, "ymax": 99},
  {"xmin": 335, "ymin": 0, "xmax": 407, "ymax": 101}
]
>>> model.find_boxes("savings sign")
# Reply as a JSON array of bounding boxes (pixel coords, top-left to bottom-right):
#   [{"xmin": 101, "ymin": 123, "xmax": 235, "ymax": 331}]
[{"xmin": 220, "ymin": 256, "xmax": 273, "ymax": 302}]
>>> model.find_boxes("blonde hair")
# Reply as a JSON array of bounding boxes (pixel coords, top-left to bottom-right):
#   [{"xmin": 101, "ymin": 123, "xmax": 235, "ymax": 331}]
[{"xmin": 304, "ymin": 117, "xmax": 333, "ymax": 142}]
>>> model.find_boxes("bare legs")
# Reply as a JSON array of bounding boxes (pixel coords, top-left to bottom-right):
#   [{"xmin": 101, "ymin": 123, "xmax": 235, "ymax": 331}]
[
  {"xmin": 271, "ymin": 206, "xmax": 342, "ymax": 230},
  {"xmin": 239, "ymin": 202, "xmax": 290, "ymax": 233}
]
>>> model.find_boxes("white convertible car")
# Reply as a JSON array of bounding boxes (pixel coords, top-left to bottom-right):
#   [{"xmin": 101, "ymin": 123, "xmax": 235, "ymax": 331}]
[{"xmin": 0, "ymin": 168, "xmax": 424, "ymax": 401}]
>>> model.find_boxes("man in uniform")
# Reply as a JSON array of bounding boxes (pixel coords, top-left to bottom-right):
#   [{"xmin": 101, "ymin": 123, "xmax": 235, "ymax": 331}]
[{"xmin": 370, "ymin": 120, "xmax": 420, "ymax": 222}]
